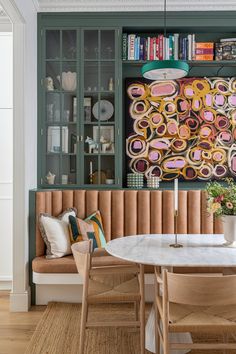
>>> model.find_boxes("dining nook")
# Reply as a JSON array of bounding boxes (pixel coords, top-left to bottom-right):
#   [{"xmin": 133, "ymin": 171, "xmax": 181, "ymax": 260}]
[{"xmin": 3, "ymin": 2, "xmax": 236, "ymax": 354}]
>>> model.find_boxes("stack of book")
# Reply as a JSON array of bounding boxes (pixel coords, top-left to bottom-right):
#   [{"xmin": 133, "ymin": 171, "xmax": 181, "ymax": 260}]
[
  {"xmin": 122, "ymin": 33, "xmax": 196, "ymax": 61},
  {"xmin": 195, "ymin": 42, "xmax": 214, "ymax": 60},
  {"xmin": 215, "ymin": 38, "xmax": 236, "ymax": 60}
]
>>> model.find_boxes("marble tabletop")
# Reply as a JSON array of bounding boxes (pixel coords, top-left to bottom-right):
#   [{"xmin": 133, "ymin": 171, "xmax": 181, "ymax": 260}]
[{"xmin": 105, "ymin": 234, "xmax": 236, "ymax": 267}]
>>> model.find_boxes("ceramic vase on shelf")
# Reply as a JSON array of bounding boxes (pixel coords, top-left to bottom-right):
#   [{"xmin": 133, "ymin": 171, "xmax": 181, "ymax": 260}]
[{"xmin": 223, "ymin": 215, "xmax": 236, "ymax": 247}]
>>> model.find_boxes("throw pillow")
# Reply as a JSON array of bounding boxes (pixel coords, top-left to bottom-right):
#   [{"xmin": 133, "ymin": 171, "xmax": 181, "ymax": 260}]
[
  {"xmin": 69, "ymin": 211, "xmax": 106, "ymax": 250},
  {"xmin": 39, "ymin": 208, "xmax": 77, "ymax": 259}
]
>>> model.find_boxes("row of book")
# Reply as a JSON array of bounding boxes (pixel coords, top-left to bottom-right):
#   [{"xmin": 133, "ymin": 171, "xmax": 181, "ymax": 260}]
[{"xmin": 122, "ymin": 33, "xmax": 236, "ymax": 61}]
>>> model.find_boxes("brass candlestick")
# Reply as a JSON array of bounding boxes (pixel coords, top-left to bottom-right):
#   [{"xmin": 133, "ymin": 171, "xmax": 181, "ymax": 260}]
[
  {"xmin": 89, "ymin": 173, "xmax": 93, "ymax": 184},
  {"xmin": 169, "ymin": 210, "xmax": 183, "ymax": 248}
]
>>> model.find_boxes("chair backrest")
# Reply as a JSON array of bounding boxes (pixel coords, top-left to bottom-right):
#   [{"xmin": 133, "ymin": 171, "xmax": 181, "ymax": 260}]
[
  {"xmin": 165, "ymin": 271, "xmax": 236, "ymax": 306},
  {"xmin": 71, "ymin": 241, "xmax": 92, "ymax": 278}
]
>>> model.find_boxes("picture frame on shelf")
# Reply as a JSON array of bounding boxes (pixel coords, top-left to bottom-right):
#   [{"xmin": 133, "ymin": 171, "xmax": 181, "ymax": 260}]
[
  {"xmin": 84, "ymin": 96, "xmax": 92, "ymax": 122},
  {"xmin": 93, "ymin": 125, "xmax": 115, "ymax": 153}
]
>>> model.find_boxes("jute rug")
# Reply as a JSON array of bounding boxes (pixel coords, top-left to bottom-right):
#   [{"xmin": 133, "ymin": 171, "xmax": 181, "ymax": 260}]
[{"xmin": 25, "ymin": 302, "xmax": 235, "ymax": 354}]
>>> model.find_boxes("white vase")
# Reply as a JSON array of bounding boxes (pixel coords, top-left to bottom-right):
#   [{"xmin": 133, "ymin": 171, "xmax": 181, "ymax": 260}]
[{"xmin": 223, "ymin": 215, "xmax": 236, "ymax": 247}]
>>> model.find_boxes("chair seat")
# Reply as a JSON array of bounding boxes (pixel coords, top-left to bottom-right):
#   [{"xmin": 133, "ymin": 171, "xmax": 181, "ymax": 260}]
[
  {"xmin": 169, "ymin": 302, "xmax": 236, "ymax": 332},
  {"xmin": 88, "ymin": 273, "xmax": 140, "ymax": 303}
]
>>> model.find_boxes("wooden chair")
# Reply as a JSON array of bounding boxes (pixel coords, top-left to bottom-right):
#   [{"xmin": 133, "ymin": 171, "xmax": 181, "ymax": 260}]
[
  {"xmin": 154, "ymin": 267, "xmax": 236, "ymax": 354},
  {"xmin": 71, "ymin": 241, "xmax": 145, "ymax": 354}
]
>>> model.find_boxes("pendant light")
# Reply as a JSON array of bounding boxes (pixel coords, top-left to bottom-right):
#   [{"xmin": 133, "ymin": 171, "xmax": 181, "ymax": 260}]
[{"xmin": 141, "ymin": 0, "xmax": 189, "ymax": 80}]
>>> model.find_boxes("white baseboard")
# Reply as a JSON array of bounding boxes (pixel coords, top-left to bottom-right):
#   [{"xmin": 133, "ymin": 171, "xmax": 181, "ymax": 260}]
[
  {"xmin": 0, "ymin": 276, "xmax": 12, "ymax": 290},
  {"xmin": 10, "ymin": 286, "xmax": 31, "ymax": 312}
]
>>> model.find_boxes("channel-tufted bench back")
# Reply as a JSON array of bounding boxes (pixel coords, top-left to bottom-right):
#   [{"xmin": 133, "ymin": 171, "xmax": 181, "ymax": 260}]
[{"xmin": 35, "ymin": 190, "xmax": 223, "ymax": 257}]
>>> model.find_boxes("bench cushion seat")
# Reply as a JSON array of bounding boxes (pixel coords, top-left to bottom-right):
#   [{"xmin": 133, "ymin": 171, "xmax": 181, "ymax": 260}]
[{"xmin": 32, "ymin": 252, "xmax": 136, "ymax": 273}]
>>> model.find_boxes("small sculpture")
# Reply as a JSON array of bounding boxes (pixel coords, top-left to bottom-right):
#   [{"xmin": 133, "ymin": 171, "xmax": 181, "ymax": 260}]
[
  {"xmin": 85, "ymin": 136, "xmax": 99, "ymax": 153},
  {"xmin": 46, "ymin": 171, "xmax": 56, "ymax": 185},
  {"xmin": 100, "ymin": 136, "xmax": 114, "ymax": 153},
  {"xmin": 45, "ymin": 77, "xmax": 54, "ymax": 91}
]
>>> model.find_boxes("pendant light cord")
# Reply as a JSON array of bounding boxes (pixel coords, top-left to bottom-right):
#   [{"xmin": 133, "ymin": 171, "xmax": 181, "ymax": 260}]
[{"xmin": 164, "ymin": 0, "xmax": 167, "ymax": 38}]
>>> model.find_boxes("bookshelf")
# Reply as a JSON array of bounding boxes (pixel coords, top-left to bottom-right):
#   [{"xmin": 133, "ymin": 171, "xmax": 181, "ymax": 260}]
[{"xmin": 38, "ymin": 11, "xmax": 236, "ymax": 189}]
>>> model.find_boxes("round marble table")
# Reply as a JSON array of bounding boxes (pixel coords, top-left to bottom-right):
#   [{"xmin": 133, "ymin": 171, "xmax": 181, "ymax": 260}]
[
  {"xmin": 105, "ymin": 233, "xmax": 236, "ymax": 268},
  {"xmin": 105, "ymin": 234, "xmax": 234, "ymax": 354}
]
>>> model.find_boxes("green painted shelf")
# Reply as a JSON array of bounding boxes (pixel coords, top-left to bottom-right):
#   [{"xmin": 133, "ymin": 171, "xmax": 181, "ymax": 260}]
[{"xmin": 122, "ymin": 60, "xmax": 236, "ymax": 67}]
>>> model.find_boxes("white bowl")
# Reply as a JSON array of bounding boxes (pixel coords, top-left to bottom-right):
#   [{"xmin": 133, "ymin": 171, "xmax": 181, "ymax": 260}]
[{"xmin": 105, "ymin": 179, "xmax": 114, "ymax": 185}]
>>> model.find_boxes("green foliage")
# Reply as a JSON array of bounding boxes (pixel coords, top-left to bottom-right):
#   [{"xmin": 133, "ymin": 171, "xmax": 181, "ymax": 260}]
[{"xmin": 206, "ymin": 178, "xmax": 236, "ymax": 216}]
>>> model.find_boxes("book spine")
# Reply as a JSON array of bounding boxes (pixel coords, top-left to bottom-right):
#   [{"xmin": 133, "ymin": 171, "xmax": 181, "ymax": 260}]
[
  {"xmin": 122, "ymin": 33, "xmax": 127, "ymax": 60},
  {"xmin": 128, "ymin": 34, "xmax": 131, "ymax": 60},
  {"xmin": 156, "ymin": 36, "xmax": 159, "ymax": 60},
  {"xmin": 188, "ymin": 34, "xmax": 192, "ymax": 60},
  {"xmin": 129, "ymin": 34, "xmax": 136, "ymax": 60},
  {"xmin": 195, "ymin": 48, "xmax": 214, "ymax": 55},
  {"xmin": 169, "ymin": 35, "xmax": 173, "ymax": 59},
  {"xmin": 174, "ymin": 33, "xmax": 179, "ymax": 60},
  {"xmin": 159, "ymin": 34, "xmax": 163, "ymax": 60},
  {"xmin": 147, "ymin": 37, "xmax": 150, "ymax": 60},
  {"xmin": 195, "ymin": 42, "xmax": 214, "ymax": 49},
  {"xmin": 150, "ymin": 37, "xmax": 154, "ymax": 60},
  {"xmin": 192, "ymin": 33, "xmax": 195, "ymax": 60},
  {"xmin": 153, "ymin": 37, "xmax": 156, "ymax": 60},
  {"xmin": 145, "ymin": 38, "xmax": 148, "ymax": 61},
  {"xmin": 195, "ymin": 54, "xmax": 214, "ymax": 60},
  {"xmin": 166, "ymin": 36, "xmax": 169, "ymax": 60},
  {"xmin": 140, "ymin": 37, "xmax": 144, "ymax": 60},
  {"xmin": 181, "ymin": 37, "xmax": 185, "ymax": 60},
  {"xmin": 134, "ymin": 37, "xmax": 138, "ymax": 60},
  {"xmin": 137, "ymin": 36, "xmax": 140, "ymax": 60}
]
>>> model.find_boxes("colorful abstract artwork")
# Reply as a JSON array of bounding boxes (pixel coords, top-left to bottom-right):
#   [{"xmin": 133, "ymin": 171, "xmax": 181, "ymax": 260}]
[{"xmin": 126, "ymin": 77, "xmax": 236, "ymax": 181}]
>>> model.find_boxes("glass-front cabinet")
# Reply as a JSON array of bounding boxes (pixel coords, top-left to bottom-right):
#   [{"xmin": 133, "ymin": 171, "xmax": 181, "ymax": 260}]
[{"xmin": 40, "ymin": 28, "xmax": 119, "ymax": 187}]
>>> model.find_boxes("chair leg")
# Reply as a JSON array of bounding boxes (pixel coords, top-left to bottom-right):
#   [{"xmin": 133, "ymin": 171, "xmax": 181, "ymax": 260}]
[
  {"xmin": 79, "ymin": 299, "xmax": 88, "ymax": 354},
  {"xmin": 223, "ymin": 333, "xmax": 228, "ymax": 354},
  {"xmin": 154, "ymin": 297, "xmax": 160, "ymax": 353},
  {"xmin": 139, "ymin": 264, "xmax": 145, "ymax": 354},
  {"xmin": 163, "ymin": 329, "xmax": 169, "ymax": 354},
  {"xmin": 134, "ymin": 301, "xmax": 139, "ymax": 321}
]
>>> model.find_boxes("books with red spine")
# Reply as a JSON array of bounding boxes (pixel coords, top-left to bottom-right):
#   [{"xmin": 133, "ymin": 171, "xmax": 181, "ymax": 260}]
[
  {"xmin": 159, "ymin": 34, "xmax": 164, "ymax": 60},
  {"xmin": 156, "ymin": 36, "xmax": 159, "ymax": 60}
]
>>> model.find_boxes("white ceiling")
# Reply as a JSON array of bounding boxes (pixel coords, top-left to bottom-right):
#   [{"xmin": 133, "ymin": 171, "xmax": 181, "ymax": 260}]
[
  {"xmin": 36, "ymin": 0, "xmax": 236, "ymax": 12},
  {"xmin": 1, "ymin": 1, "xmax": 236, "ymax": 15}
]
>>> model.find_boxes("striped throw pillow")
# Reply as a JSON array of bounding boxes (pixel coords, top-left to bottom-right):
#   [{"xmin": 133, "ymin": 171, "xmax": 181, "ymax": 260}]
[{"xmin": 68, "ymin": 211, "xmax": 106, "ymax": 249}]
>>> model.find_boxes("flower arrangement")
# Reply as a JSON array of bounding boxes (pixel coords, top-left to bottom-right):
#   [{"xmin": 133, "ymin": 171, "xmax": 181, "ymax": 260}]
[{"xmin": 206, "ymin": 178, "xmax": 236, "ymax": 217}]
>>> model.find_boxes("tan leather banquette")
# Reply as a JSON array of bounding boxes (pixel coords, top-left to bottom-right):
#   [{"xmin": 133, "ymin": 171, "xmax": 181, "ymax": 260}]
[{"xmin": 32, "ymin": 189, "xmax": 223, "ymax": 275}]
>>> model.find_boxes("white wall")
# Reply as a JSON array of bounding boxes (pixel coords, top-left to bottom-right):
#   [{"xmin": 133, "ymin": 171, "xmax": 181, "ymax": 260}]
[
  {"xmin": 0, "ymin": 0, "xmax": 37, "ymax": 310},
  {"xmin": 0, "ymin": 31, "xmax": 13, "ymax": 290}
]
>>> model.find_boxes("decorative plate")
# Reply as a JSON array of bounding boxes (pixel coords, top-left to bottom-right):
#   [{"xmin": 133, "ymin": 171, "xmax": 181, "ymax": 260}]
[{"xmin": 92, "ymin": 100, "xmax": 114, "ymax": 121}]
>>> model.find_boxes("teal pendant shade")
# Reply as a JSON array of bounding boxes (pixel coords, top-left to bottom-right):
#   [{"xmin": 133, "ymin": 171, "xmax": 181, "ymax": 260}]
[{"xmin": 141, "ymin": 60, "xmax": 189, "ymax": 80}]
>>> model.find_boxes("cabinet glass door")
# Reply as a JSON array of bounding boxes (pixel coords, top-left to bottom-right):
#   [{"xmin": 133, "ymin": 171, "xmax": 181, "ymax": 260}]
[
  {"xmin": 43, "ymin": 29, "xmax": 78, "ymax": 186},
  {"xmin": 82, "ymin": 29, "xmax": 117, "ymax": 186}
]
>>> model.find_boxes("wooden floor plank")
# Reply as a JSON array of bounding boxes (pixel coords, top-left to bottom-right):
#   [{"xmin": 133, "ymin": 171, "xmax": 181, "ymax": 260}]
[{"xmin": 0, "ymin": 291, "xmax": 45, "ymax": 354}]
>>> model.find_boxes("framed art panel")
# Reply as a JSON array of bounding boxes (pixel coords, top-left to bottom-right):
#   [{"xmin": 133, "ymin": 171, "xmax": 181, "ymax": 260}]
[{"xmin": 126, "ymin": 77, "xmax": 236, "ymax": 182}]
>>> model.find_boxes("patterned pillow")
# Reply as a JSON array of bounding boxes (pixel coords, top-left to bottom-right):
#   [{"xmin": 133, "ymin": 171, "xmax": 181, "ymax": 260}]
[{"xmin": 69, "ymin": 211, "xmax": 106, "ymax": 250}]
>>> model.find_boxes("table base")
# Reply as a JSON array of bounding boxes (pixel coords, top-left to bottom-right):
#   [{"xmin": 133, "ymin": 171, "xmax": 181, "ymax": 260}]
[{"xmin": 145, "ymin": 306, "xmax": 192, "ymax": 354}]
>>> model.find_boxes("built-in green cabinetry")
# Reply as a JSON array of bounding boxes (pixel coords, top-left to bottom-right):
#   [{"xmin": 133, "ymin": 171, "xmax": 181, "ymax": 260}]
[
  {"xmin": 38, "ymin": 11, "xmax": 236, "ymax": 189},
  {"xmin": 40, "ymin": 27, "xmax": 120, "ymax": 188}
]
